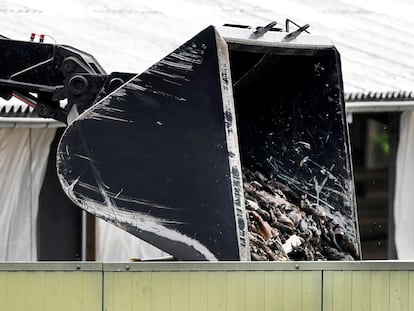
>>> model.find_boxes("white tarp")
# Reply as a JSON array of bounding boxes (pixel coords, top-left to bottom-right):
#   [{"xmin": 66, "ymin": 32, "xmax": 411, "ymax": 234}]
[
  {"xmin": 394, "ymin": 111, "xmax": 414, "ymax": 259},
  {"xmin": 0, "ymin": 127, "xmax": 56, "ymax": 261},
  {"xmin": 96, "ymin": 220, "xmax": 168, "ymax": 261}
]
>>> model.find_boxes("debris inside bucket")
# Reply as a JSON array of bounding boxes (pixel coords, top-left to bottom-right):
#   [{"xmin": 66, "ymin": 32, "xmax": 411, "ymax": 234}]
[{"xmin": 244, "ymin": 168, "xmax": 360, "ymax": 261}]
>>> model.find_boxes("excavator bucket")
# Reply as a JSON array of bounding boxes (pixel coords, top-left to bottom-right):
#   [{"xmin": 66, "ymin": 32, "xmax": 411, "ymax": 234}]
[{"xmin": 57, "ymin": 25, "xmax": 360, "ymax": 260}]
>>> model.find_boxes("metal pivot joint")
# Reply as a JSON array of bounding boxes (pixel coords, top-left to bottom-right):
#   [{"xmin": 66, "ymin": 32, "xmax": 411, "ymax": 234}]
[{"xmin": 0, "ymin": 36, "xmax": 110, "ymax": 123}]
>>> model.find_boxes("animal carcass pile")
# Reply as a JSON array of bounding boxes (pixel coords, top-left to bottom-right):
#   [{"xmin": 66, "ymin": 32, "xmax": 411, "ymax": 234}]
[{"xmin": 244, "ymin": 169, "xmax": 360, "ymax": 261}]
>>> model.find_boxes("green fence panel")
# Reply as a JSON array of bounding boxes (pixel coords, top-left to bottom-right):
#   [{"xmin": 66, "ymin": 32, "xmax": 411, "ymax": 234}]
[
  {"xmin": 0, "ymin": 262, "xmax": 102, "ymax": 311},
  {"xmin": 322, "ymin": 262, "xmax": 414, "ymax": 311},
  {"xmin": 103, "ymin": 263, "xmax": 322, "ymax": 311}
]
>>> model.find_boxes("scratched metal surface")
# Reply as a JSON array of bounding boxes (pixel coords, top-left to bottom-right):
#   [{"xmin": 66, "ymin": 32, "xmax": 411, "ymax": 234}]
[{"xmin": 56, "ymin": 27, "xmax": 248, "ymax": 261}]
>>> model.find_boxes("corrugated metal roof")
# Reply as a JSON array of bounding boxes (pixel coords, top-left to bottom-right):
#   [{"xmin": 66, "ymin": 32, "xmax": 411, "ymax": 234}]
[
  {"xmin": 0, "ymin": 0, "xmax": 413, "ymax": 120},
  {"xmin": 282, "ymin": 0, "xmax": 414, "ymax": 97},
  {"xmin": 0, "ymin": 100, "xmax": 62, "ymax": 127},
  {"xmin": 345, "ymin": 91, "xmax": 414, "ymax": 102},
  {"xmin": 0, "ymin": 101, "xmax": 36, "ymax": 117}
]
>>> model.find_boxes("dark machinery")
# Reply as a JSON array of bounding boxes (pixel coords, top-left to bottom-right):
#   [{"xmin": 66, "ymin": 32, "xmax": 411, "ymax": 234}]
[{"xmin": 0, "ymin": 23, "xmax": 360, "ymax": 261}]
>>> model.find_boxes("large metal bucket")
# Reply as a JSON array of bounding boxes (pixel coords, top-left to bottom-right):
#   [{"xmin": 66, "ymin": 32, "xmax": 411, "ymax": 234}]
[{"xmin": 57, "ymin": 25, "xmax": 360, "ymax": 260}]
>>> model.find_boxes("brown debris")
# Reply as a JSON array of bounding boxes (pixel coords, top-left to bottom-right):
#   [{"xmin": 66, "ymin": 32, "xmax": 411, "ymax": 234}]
[
  {"xmin": 244, "ymin": 168, "xmax": 360, "ymax": 261},
  {"xmin": 250, "ymin": 210, "xmax": 273, "ymax": 241}
]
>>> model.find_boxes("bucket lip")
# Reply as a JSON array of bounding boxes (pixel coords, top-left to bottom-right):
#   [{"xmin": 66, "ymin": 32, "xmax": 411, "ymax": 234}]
[{"xmin": 217, "ymin": 25, "xmax": 334, "ymax": 49}]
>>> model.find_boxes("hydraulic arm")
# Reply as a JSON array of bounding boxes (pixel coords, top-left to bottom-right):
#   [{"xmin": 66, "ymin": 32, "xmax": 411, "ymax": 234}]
[{"xmin": 0, "ymin": 34, "xmax": 133, "ymax": 123}]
